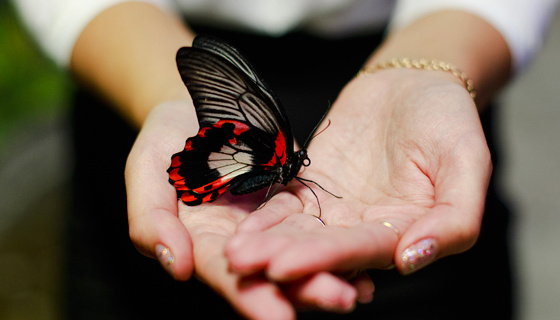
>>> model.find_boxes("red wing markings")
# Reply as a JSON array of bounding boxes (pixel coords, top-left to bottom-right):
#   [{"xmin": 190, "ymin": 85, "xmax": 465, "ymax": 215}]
[
  {"xmin": 265, "ymin": 130, "xmax": 287, "ymax": 167},
  {"xmin": 170, "ymin": 119, "xmax": 289, "ymax": 204}
]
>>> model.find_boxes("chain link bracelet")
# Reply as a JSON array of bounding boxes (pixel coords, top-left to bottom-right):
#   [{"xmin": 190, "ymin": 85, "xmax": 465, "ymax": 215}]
[{"xmin": 357, "ymin": 57, "xmax": 476, "ymax": 100}]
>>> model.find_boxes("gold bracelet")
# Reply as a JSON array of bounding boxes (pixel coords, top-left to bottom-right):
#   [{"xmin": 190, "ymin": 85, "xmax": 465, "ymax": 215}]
[{"xmin": 357, "ymin": 57, "xmax": 476, "ymax": 100}]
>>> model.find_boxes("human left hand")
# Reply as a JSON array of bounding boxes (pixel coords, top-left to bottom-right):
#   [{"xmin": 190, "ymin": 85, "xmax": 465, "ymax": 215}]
[{"xmin": 126, "ymin": 100, "xmax": 374, "ymax": 319}]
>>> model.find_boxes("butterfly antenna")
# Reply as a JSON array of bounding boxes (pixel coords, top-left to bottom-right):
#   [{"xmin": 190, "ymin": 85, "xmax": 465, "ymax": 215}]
[
  {"xmin": 306, "ymin": 120, "xmax": 332, "ymax": 148},
  {"xmin": 303, "ymin": 103, "xmax": 332, "ymax": 148},
  {"xmin": 296, "ymin": 177, "xmax": 342, "ymax": 199}
]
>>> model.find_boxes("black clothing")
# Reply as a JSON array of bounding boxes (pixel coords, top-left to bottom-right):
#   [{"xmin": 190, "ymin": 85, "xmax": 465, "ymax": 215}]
[{"xmin": 66, "ymin": 28, "xmax": 515, "ymax": 319}]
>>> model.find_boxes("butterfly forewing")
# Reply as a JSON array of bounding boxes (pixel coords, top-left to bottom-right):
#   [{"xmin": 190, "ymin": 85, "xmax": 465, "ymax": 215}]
[
  {"xmin": 178, "ymin": 48, "xmax": 291, "ymax": 143},
  {"xmin": 169, "ymin": 36, "xmax": 295, "ymax": 205},
  {"xmin": 190, "ymin": 36, "xmax": 291, "ymax": 133}
]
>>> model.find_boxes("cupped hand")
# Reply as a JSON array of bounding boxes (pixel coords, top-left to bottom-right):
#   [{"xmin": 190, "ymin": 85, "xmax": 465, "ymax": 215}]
[
  {"xmin": 125, "ymin": 100, "xmax": 373, "ymax": 319},
  {"xmin": 225, "ymin": 69, "xmax": 492, "ymax": 282}
]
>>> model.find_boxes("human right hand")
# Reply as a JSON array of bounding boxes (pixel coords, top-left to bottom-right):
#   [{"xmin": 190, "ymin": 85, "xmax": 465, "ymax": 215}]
[{"xmin": 225, "ymin": 68, "xmax": 492, "ymax": 284}]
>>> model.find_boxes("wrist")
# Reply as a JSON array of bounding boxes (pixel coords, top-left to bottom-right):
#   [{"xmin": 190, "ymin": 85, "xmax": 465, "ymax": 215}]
[
  {"xmin": 365, "ymin": 10, "xmax": 511, "ymax": 108},
  {"xmin": 339, "ymin": 67, "xmax": 477, "ymax": 122},
  {"xmin": 125, "ymin": 84, "xmax": 191, "ymax": 128},
  {"xmin": 358, "ymin": 58, "xmax": 476, "ymax": 100}
]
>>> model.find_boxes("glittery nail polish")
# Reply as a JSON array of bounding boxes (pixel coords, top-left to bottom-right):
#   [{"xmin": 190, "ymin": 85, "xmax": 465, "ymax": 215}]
[
  {"xmin": 400, "ymin": 238, "xmax": 438, "ymax": 275},
  {"xmin": 156, "ymin": 244, "xmax": 175, "ymax": 277}
]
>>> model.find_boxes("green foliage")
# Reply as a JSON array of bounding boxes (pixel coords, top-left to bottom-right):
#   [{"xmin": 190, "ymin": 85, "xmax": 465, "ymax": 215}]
[{"xmin": 0, "ymin": 1, "xmax": 72, "ymax": 149}]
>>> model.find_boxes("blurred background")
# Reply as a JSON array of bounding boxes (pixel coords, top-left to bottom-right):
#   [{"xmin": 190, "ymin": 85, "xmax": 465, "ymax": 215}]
[
  {"xmin": 0, "ymin": 0, "xmax": 72, "ymax": 318},
  {"xmin": 0, "ymin": 1, "xmax": 559, "ymax": 319}
]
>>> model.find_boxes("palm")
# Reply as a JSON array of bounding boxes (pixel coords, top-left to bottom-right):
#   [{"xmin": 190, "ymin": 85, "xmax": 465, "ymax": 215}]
[
  {"xmin": 226, "ymin": 69, "xmax": 491, "ymax": 281},
  {"xmin": 127, "ymin": 70, "xmax": 491, "ymax": 318},
  {"xmin": 176, "ymin": 183, "xmax": 366, "ymax": 317},
  {"xmin": 128, "ymin": 100, "xmax": 364, "ymax": 318}
]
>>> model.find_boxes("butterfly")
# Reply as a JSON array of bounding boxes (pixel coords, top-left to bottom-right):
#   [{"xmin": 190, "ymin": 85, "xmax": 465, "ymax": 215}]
[{"xmin": 167, "ymin": 35, "xmax": 339, "ymax": 209}]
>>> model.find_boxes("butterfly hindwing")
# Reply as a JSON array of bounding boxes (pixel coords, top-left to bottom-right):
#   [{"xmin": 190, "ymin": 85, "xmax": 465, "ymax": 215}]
[{"xmin": 168, "ymin": 36, "xmax": 294, "ymax": 205}]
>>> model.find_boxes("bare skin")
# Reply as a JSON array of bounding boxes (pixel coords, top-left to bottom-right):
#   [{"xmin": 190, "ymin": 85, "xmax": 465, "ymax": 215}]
[{"xmin": 72, "ymin": 3, "xmax": 510, "ymax": 318}]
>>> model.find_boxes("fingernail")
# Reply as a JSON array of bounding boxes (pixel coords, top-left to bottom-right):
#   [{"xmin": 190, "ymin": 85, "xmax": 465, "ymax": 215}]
[
  {"xmin": 156, "ymin": 244, "xmax": 175, "ymax": 277},
  {"xmin": 400, "ymin": 238, "xmax": 438, "ymax": 275}
]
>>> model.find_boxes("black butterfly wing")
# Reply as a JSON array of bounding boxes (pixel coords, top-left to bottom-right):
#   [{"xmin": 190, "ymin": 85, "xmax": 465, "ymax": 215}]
[
  {"xmin": 191, "ymin": 35, "xmax": 289, "ymax": 129},
  {"xmin": 181, "ymin": 36, "xmax": 292, "ymax": 143},
  {"xmin": 168, "ymin": 36, "xmax": 293, "ymax": 205}
]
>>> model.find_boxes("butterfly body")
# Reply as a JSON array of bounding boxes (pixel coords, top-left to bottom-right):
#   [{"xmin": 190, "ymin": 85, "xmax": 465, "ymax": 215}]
[
  {"xmin": 230, "ymin": 150, "xmax": 307, "ymax": 196},
  {"xmin": 168, "ymin": 35, "xmax": 327, "ymax": 206}
]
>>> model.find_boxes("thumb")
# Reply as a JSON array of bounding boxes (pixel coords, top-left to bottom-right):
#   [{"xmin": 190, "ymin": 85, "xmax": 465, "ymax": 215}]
[{"xmin": 125, "ymin": 101, "xmax": 197, "ymax": 280}]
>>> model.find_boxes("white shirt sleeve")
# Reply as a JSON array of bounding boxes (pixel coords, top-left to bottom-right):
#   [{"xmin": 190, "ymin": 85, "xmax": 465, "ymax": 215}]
[
  {"xmin": 13, "ymin": 0, "xmax": 559, "ymax": 72},
  {"xmin": 390, "ymin": 0, "xmax": 560, "ymax": 72},
  {"xmin": 12, "ymin": 0, "xmax": 177, "ymax": 68}
]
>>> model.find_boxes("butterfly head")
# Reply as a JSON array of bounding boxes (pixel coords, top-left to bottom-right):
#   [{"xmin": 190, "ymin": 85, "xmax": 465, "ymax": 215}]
[{"xmin": 297, "ymin": 149, "xmax": 311, "ymax": 167}]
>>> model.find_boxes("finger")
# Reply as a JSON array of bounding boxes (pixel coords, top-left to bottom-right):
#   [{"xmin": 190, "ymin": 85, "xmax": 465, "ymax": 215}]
[
  {"xmin": 235, "ymin": 191, "xmax": 304, "ymax": 233},
  {"xmin": 266, "ymin": 222, "xmax": 398, "ymax": 281},
  {"xmin": 229, "ymin": 247, "xmax": 373, "ymax": 313},
  {"xmin": 226, "ymin": 212, "xmax": 327, "ymax": 275},
  {"xmin": 228, "ymin": 214, "xmax": 398, "ymax": 281},
  {"xmin": 126, "ymin": 101, "xmax": 197, "ymax": 280},
  {"xmin": 284, "ymin": 272, "xmax": 359, "ymax": 313},
  {"xmin": 192, "ymin": 234, "xmax": 296, "ymax": 320},
  {"xmin": 395, "ymin": 134, "xmax": 492, "ymax": 275},
  {"xmin": 223, "ymin": 275, "xmax": 296, "ymax": 320},
  {"xmin": 351, "ymin": 272, "xmax": 375, "ymax": 304}
]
